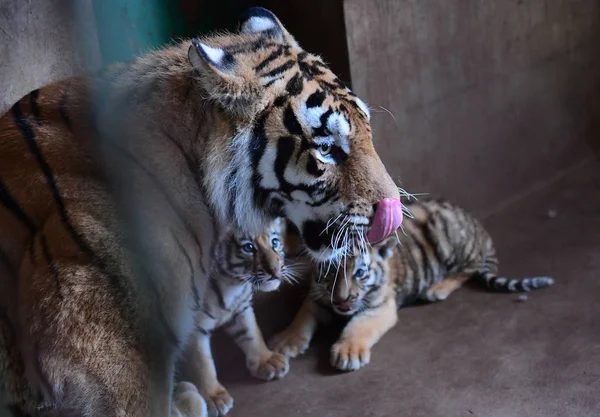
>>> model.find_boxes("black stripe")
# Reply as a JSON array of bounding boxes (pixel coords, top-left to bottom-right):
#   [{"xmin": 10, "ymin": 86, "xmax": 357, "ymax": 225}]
[
  {"xmin": 306, "ymin": 154, "xmax": 324, "ymax": 177},
  {"xmin": 170, "ymin": 229, "xmax": 201, "ymax": 311},
  {"xmin": 273, "ymin": 96, "xmax": 287, "ymax": 107},
  {"xmin": 0, "ymin": 177, "xmax": 37, "ymax": 233},
  {"xmin": 227, "ymin": 40, "xmax": 276, "ymax": 55},
  {"xmin": 264, "ymin": 77, "xmax": 282, "ymax": 88},
  {"xmin": 306, "ymin": 90, "xmax": 326, "ymax": 108},
  {"xmin": 231, "ymin": 328, "xmax": 248, "ymax": 340},
  {"xmin": 12, "ymin": 102, "xmax": 98, "ymax": 263},
  {"xmin": 209, "ymin": 277, "xmax": 227, "ymax": 310},
  {"xmin": 59, "ymin": 93, "xmax": 71, "ymax": 130},
  {"xmin": 30, "ymin": 90, "xmax": 42, "ymax": 125},
  {"xmin": 195, "ymin": 325, "xmax": 211, "ymax": 336},
  {"xmin": 250, "ymin": 113, "xmax": 271, "ymax": 210},
  {"xmin": 260, "ymin": 60, "xmax": 295, "ymax": 78},
  {"xmin": 311, "ymin": 108, "xmax": 333, "ymax": 137},
  {"xmin": 285, "ymin": 73, "xmax": 304, "ymax": 96},
  {"xmin": 254, "ymin": 45, "xmax": 284, "ymax": 72},
  {"xmin": 201, "ymin": 307, "xmax": 216, "ymax": 320},
  {"xmin": 226, "ymin": 167, "xmax": 239, "ymax": 220},
  {"xmin": 283, "ymin": 105, "xmax": 304, "ymax": 136},
  {"xmin": 231, "ymin": 303, "xmax": 251, "ymax": 322}
]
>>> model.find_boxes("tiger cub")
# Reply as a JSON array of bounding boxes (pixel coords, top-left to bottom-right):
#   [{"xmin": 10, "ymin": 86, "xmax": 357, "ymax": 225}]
[
  {"xmin": 270, "ymin": 199, "xmax": 554, "ymax": 372},
  {"xmin": 179, "ymin": 218, "xmax": 291, "ymax": 416}
]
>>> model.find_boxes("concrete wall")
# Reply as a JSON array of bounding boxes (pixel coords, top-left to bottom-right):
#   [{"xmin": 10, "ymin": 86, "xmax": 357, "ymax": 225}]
[
  {"xmin": 0, "ymin": 0, "xmax": 101, "ymax": 114},
  {"xmin": 344, "ymin": 0, "xmax": 600, "ymax": 217}
]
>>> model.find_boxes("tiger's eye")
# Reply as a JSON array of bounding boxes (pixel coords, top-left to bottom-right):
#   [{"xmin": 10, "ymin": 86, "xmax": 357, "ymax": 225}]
[
  {"xmin": 241, "ymin": 243, "xmax": 255, "ymax": 254},
  {"xmin": 354, "ymin": 268, "xmax": 367, "ymax": 279},
  {"xmin": 271, "ymin": 238, "xmax": 281, "ymax": 249},
  {"xmin": 318, "ymin": 143, "xmax": 332, "ymax": 156}
]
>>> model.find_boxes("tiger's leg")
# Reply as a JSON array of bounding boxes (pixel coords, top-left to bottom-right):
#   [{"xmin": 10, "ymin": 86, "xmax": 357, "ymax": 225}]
[
  {"xmin": 423, "ymin": 273, "xmax": 471, "ymax": 302},
  {"xmin": 181, "ymin": 333, "xmax": 233, "ymax": 417},
  {"xmin": 330, "ymin": 295, "xmax": 398, "ymax": 371},
  {"xmin": 269, "ymin": 297, "xmax": 321, "ymax": 358},
  {"xmin": 224, "ymin": 306, "xmax": 288, "ymax": 382}
]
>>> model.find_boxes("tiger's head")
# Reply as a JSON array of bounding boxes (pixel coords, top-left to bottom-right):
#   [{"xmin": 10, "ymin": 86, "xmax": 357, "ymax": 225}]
[
  {"xmin": 212, "ymin": 218, "xmax": 292, "ymax": 292},
  {"xmin": 190, "ymin": 7, "xmax": 402, "ymax": 263},
  {"xmin": 311, "ymin": 237, "xmax": 398, "ymax": 316}
]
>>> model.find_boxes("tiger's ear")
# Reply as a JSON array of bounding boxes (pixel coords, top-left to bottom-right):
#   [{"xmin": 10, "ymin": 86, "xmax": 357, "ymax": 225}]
[
  {"xmin": 188, "ymin": 39, "xmax": 261, "ymax": 118},
  {"xmin": 376, "ymin": 236, "xmax": 398, "ymax": 261},
  {"xmin": 239, "ymin": 7, "xmax": 299, "ymax": 47},
  {"xmin": 188, "ymin": 39, "xmax": 236, "ymax": 74}
]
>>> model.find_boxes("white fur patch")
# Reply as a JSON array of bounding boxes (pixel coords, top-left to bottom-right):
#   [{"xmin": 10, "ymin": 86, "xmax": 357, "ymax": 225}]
[
  {"xmin": 301, "ymin": 104, "xmax": 327, "ymax": 128},
  {"xmin": 327, "ymin": 112, "xmax": 350, "ymax": 137},
  {"xmin": 326, "ymin": 113, "xmax": 350, "ymax": 153},
  {"xmin": 243, "ymin": 16, "xmax": 277, "ymax": 33},
  {"xmin": 200, "ymin": 43, "xmax": 225, "ymax": 65},
  {"xmin": 290, "ymin": 190, "xmax": 314, "ymax": 203},
  {"xmin": 259, "ymin": 279, "xmax": 281, "ymax": 292},
  {"xmin": 355, "ymin": 97, "xmax": 371, "ymax": 120},
  {"xmin": 257, "ymin": 144, "xmax": 279, "ymax": 189}
]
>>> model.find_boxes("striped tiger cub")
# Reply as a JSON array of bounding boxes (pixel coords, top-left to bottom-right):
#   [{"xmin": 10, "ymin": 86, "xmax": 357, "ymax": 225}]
[
  {"xmin": 179, "ymin": 218, "xmax": 292, "ymax": 417},
  {"xmin": 270, "ymin": 199, "xmax": 554, "ymax": 371}
]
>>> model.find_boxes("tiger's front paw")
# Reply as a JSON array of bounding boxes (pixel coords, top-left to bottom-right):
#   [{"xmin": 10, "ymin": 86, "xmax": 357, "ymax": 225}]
[
  {"xmin": 201, "ymin": 384, "xmax": 234, "ymax": 417},
  {"xmin": 248, "ymin": 351, "xmax": 289, "ymax": 381},
  {"xmin": 330, "ymin": 339, "xmax": 371, "ymax": 371},
  {"xmin": 172, "ymin": 382, "xmax": 208, "ymax": 417},
  {"xmin": 269, "ymin": 329, "xmax": 311, "ymax": 358}
]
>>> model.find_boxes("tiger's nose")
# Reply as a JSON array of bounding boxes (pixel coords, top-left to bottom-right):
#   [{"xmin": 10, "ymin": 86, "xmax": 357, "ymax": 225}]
[{"xmin": 270, "ymin": 266, "xmax": 281, "ymax": 277}]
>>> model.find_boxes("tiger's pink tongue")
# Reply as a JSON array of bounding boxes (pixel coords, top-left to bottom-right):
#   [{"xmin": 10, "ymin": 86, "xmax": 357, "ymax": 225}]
[{"xmin": 367, "ymin": 198, "xmax": 403, "ymax": 243}]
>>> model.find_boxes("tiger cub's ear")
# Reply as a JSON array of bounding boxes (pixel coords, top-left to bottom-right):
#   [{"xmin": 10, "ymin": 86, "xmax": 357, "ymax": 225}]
[
  {"xmin": 188, "ymin": 39, "xmax": 261, "ymax": 119},
  {"xmin": 376, "ymin": 236, "xmax": 398, "ymax": 261},
  {"xmin": 239, "ymin": 7, "xmax": 299, "ymax": 48}
]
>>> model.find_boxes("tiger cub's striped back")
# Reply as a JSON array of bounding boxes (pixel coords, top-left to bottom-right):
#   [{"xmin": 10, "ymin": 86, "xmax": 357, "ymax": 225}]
[{"xmin": 390, "ymin": 199, "xmax": 554, "ymax": 304}]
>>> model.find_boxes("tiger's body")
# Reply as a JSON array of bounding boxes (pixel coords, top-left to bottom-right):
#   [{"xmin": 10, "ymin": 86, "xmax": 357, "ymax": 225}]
[
  {"xmin": 0, "ymin": 7, "xmax": 402, "ymax": 416},
  {"xmin": 179, "ymin": 219, "xmax": 290, "ymax": 417},
  {"xmin": 271, "ymin": 199, "xmax": 554, "ymax": 371}
]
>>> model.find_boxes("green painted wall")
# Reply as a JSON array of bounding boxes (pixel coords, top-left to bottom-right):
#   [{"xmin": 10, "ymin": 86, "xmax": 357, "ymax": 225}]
[{"xmin": 92, "ymin": 0, "xmax": 197, "ymax": 65}]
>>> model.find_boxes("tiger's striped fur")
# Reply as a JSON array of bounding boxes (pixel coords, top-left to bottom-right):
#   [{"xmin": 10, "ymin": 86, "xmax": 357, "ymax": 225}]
[
  {"xmin": 0, "ymin": 7, "xmax": 400, "ymax": 416},
  {"xmin": 270, "ymin": 199, "xmax": 553, "ymax": 371},
  {"xmin": 179, "ymin": 218, "xmax": 290, "ymax": 417}
]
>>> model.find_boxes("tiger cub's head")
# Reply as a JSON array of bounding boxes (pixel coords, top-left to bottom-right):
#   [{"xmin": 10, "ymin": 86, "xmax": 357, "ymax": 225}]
[
  {"xmin": 190, "ymin": 7, "xmax": 402, "ymax": 263},
  {"xmin": 311, "ymin": 238, "xmax": 398, "ymax": 316},
  {"xmin": 213, "ymin": 218, "xmax": 292, "ymax": 292}
]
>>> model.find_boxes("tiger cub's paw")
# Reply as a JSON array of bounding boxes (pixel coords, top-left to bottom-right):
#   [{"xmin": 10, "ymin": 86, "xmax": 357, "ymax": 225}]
[
  {"xmin": 269, "ymin": 329, "xmax": 310, "ymax": 358},
  {"xmin": 248, "ymin": 351, "xmax": 289, "ymax": 381},
  {"xmin": 201, "ymin": 384, "xmax": 234, "ymax": 417},
  {"xmin": 330, "ymin": 339, "xmax": 371, "ymax": 371},
  {"xmin": 172, "ymin": 382, "xmax": 208, "ymax": 417}
]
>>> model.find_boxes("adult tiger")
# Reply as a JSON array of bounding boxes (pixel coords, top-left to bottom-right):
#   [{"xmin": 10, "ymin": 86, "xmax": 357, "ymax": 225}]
[{"xmin": 0, "ymin": 7, "xmax": 402, "ymax": 417}]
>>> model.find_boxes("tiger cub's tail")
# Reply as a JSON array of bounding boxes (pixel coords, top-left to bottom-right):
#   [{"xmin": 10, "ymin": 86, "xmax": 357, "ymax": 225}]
[{"xmin": 476, "ymin": 270, "xmax": 554, "ymax": 292}]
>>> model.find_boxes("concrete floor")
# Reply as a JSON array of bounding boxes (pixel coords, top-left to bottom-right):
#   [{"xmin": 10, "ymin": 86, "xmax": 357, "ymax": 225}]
[{"xmin": 211, "ymin": 158, "xmax": 600, "ymax": 417}]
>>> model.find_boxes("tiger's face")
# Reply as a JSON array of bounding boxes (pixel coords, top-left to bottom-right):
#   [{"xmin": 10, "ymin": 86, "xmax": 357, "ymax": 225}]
[
  {"xmin": 190, "ymin": 7, "xmax": 403, "ymax": 263},
  {"xmin": 312, "ymin": 238, "xmax": 397, "ymax": 316},
  {"xmin": 213, "ymin": 218, "xmax": 290, "ymax": 292}
]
